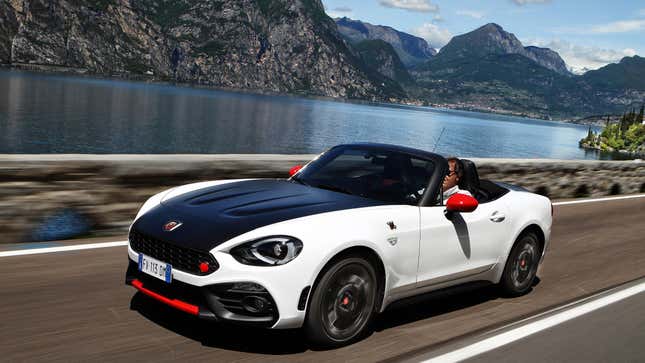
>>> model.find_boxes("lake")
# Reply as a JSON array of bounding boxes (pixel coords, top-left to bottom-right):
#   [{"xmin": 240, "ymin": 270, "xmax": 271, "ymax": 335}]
[{"xmin": 0, "ymin": 70, "xmax": 611, "ymax": 159}]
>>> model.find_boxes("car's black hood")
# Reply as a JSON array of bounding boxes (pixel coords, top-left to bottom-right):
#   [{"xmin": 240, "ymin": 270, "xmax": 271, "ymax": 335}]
[{"xmin": 131, "ymin": 179, "xmax": 387, "ymax": 252}]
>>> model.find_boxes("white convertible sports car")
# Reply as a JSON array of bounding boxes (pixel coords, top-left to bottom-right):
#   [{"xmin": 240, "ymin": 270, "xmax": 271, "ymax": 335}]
[{"xmin": 125, "ymin": 143, "xmax": 552, "ymax": 347}]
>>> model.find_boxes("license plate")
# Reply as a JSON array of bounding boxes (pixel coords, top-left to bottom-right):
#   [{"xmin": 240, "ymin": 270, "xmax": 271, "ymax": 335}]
[{"xmin": 138, "ymin": 253, "xmax": 172, "ymax": 283}]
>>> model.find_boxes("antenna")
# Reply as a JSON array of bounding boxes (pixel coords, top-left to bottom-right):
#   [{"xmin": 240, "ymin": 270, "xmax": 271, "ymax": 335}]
[{"xmin": 432, "ymin": 127, "xmax": 446, "ymax": 152}]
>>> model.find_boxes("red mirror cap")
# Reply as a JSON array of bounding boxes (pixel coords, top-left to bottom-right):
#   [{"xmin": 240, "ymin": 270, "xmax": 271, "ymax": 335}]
[
  {"xmin": 289, "ymin": 165, "xmax": 303, "ymax": 177},
  {"xmin": 446, "ymin": 193, "xmax": 478, "ymax": 213}
]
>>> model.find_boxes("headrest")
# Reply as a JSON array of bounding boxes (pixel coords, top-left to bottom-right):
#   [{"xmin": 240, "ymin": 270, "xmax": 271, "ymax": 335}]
[{"xmin": 458, "ymin": 159, "xmax": 480, "ymax": 192}]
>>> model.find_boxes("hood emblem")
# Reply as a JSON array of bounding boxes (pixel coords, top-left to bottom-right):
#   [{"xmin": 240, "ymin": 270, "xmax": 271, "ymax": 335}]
[
  {"xmin": 386, "ymin": 221, "xmax": 397, "ymax": 230},
  {"xmin": 163, "ymin": 220, "xmax": 183, "ymax": 232}
]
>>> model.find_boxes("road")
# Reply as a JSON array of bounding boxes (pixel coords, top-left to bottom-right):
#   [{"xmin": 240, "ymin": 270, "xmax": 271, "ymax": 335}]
[
  {"xmin": 465, "ymin": 287, "xmax": 645, "ymax": 363},
  {"xmin": 1, "ymin": 195, "xmax": 644, "ymax": 362}
]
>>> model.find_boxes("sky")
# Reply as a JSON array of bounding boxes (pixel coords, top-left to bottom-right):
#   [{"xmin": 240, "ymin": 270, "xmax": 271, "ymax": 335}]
[{"xmin": 321, "ymin": 0, "xmax": 645, "ymax": 73}]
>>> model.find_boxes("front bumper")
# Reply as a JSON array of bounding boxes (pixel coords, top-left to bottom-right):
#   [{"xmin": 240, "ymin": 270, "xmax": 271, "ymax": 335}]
[{"xmin": 125, "ymin": 260, "xmax": 279, "ymax": 327}]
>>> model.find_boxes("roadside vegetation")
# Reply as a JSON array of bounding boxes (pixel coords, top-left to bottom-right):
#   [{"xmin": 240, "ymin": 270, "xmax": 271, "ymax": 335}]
[{"xmin": 580, "ymin": 105, "xmax": 645, "ymax": 155}]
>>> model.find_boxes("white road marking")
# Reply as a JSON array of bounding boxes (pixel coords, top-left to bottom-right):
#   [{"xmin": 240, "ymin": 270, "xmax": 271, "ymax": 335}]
[
  {"xmin": 552, "ymin": 194, "xmax": 645, "ymax": 206},
  {"xmin": 1, "ymin": 194, "xmax": 644, "ymax": 258},
  {"xmin": 420, "ymin": 279, "xmax": 645, "ymax": 363},
  {"xmin": 0, "ymin": 241, "xmax": 128, "ymax": 257}
]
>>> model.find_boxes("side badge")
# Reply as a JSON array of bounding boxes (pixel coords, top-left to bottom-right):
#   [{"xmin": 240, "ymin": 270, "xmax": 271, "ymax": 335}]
[
  {"xmin": 387, "ymin": 237, "xmax": 398, "ymax": 246},
  {"xmin": 386, "ymin": 221, "xmax": 397, "ymax": 230}
]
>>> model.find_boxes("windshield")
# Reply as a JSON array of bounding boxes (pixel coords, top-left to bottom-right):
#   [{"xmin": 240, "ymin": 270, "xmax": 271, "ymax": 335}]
[{"xmin": 293, "ymin": 146, "xmax": 436, "ymax": 205}]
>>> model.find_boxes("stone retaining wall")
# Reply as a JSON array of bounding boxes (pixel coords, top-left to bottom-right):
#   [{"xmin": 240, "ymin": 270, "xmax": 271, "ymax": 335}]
[{"xmin": 1, "ymin": 155, "xmax": 643, "ymax": 243}]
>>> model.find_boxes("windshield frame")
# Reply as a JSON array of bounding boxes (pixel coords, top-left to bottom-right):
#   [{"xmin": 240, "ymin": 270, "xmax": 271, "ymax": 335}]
[{"xmin": 291, "ymin": 144, "xmax": 448, "ymax": 207}]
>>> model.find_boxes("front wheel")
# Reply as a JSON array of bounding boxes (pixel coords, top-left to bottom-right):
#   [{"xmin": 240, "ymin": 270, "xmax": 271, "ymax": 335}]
[
  {"xmin": 499, "ymin": 232, "xmax": 541, "ymax": 297},
  {"xmin": 304, "ymin": 256, "xmax": 378, "ymax": 348}
]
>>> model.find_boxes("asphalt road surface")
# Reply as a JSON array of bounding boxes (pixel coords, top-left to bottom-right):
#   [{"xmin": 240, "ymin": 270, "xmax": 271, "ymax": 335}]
[
  {"xmin": 465, "ymin": 287, "xmax": 645, "ymax": 363},
  {"xmin": 1, "ymin": 195, "xmax": 645, "ymax": 362}
]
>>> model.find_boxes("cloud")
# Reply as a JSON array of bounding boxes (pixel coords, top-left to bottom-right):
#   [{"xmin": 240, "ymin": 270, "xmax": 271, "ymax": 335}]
[
  {"xmin": 456, "ymin": 10, "xmax": 485, "ymax": 19},
  {"xmin": 325, "ymin": 5, "xmax": 353, "ymax": 18},
  {"xmin": 379, "ymin": 0, "xmax": 439, "ymax": 13},
  {"xmin": 525, "ymin": 38, "xmax": 637, "ymax": 73},
  {"xmin": 555, "ymin": 19, "xmax": 645, "ymax": 34},
  {"xmin": 412, "ymin": 23, "xmax": 453, "ymax": 48},
  {"xmin": 432, "ymin": 14, "xmax": 444, "ymax": 22},
  {"xmin": 588, "ymin": 19, "xmax": 645, "ymax": 33},
  {"xmin": 511, "ymin": 0, "xmax": 550, "ymax": 5},
  {"xmin": 333, "ymin": 6, "xmax": 352, "ymax": 13}
]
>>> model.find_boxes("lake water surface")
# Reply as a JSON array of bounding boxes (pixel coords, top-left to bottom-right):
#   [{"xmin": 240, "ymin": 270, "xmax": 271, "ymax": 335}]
[{"xmin": 0, "ymin": 70, "xmax": 609, "ymax": 159}]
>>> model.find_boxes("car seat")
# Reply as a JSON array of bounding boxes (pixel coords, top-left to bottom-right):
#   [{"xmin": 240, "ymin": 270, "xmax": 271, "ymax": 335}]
[{"xmin": 459, "ymin": 159, "xmax": 488, "ymax": 202}]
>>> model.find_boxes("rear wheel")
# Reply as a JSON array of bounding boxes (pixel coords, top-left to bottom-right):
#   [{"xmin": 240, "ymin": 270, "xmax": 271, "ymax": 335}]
[
  {"xmin": 499, "ymin": 232, "xmax": 541, "ymax": 296},
  {"xmin": 304, "ymin": 256, "xmax": 378, "ymax": 348}
]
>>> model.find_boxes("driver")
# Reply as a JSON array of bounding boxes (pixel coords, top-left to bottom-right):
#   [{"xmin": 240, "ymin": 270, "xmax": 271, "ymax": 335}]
[{"xmin": 442, "ymin": 157, "xmax": 472, "ymax": 200}]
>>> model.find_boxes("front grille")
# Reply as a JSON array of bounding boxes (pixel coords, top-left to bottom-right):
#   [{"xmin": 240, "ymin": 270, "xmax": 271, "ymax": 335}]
[{"xmin": 129, "ymin": 229, "xmax": 218, "ymax": 275}]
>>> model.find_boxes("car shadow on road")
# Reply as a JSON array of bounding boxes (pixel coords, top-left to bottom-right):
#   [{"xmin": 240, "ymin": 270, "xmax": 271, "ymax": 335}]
[{"xmin": 129, "ymin": 278, "xmax": 540, "ymax": 354}]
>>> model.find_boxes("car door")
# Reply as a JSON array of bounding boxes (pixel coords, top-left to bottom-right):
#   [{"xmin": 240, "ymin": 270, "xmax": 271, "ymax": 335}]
[{"xmin": 416, "ymin": 198, "xmax": 511, "ymax": 288}]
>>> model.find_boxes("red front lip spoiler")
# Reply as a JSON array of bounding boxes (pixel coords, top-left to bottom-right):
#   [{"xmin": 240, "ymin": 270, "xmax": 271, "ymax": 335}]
[{"xmin": 131, "ymin": 279, "xmax": 199, "ymax": 316}]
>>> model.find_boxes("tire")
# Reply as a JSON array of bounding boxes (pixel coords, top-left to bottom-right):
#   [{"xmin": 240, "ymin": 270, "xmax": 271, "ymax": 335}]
[
  {"xmin": 499, "ymin": 231, "xmax": 541, "ymax": 297},
  {"xmin": 304, "ymin": 256, "xmax": 378, "ymax": 348}
]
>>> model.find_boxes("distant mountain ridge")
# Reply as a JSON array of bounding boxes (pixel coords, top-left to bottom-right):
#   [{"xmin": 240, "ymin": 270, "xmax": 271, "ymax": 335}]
[
  {"xmin": 410, "ymin": 24, "xmax": 643, "ymax": 119},
  {"xmin": 431, "ymin": 23, "xmax": 569, "ymax": 75},
  {"xmin": 582, "ymin": 55, "xmax": 645, "ymax": 91},
  {"xmin": 335, "ymin": 17, "xmax": 436, "ymax": 67}
]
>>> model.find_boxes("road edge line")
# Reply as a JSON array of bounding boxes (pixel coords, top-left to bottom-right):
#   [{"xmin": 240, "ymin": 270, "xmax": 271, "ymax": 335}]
[
  {"xmin": 0, "ymin": 241, "xmax": 128, "ymax": 257},
  {"xmin": 552, "ymin": 193, "xmax": 645, "ymax": 206}
]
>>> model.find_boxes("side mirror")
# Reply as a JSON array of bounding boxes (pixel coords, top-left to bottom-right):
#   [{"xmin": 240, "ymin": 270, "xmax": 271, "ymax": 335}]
[
  {"xmin": 446, "ymin": 193, "xmax": 478, "ymax": 213},
  {"xmin": 289, "ymin": 165, "xmax": 303, "ymax": 177}
]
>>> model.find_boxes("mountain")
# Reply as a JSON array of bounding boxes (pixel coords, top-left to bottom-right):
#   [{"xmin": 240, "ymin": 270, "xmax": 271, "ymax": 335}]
[
  {"xmin": 429, "ymin": 23, "xmax": 570, "ymax": 75},
  {"xmin": 406, "ymin": 23, "xmax": 644, "ymax": 119},
  {"xmin": 352, "ymin": 40, "xmax": 413, "ymax": 85},
  {"xmin": 582, "ymin": 56, "xmax": 645, "ymax": 91},
  {"xmin": 335, "ymin": 17, "xmax": 436, "ymax": 67},
  {"xmin": 0, "ymin": 0, "xmax": 404, "ymax": 99},
  {"xmin": 524, "ymin": 46, "xmax": 569, "ymax": 76}
]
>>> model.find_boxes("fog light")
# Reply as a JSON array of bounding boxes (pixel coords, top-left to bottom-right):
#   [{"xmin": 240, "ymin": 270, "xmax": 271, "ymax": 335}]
[{"xmin": 241, "ymin": 296, "xmax": 270, "ymax": 313}]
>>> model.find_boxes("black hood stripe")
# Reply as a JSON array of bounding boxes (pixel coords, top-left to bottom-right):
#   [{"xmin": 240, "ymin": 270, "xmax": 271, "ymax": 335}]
[{"xmin": 132, "ymin": 179, "xmax": 388, "ymax": 252}]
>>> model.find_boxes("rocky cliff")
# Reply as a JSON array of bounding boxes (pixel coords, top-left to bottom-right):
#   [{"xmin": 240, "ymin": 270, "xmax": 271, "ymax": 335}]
[
  {"xmin": 352, "ymin": 39, "xmax": 413, "ymax": 85},
  {"xmin": 335, "ymin": 17, "xmax": 436, "ymax": 67},
  {"xmin": 1, "ymin": 0, "xmax": 402, "ymax": 99}
]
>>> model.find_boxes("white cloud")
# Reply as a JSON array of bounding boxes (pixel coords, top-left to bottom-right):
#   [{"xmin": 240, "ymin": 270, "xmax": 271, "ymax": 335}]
[
  {"xmin": 333, "ymin": 6, "xmax": 352, "ymax": 13},
  {"xmin": 432, "ymin": 14, "xmax": 444, "ymax": 22},
  {"xmin": 555, "ymin": 19, "xmax": 645, "ymax": 34},
  {"xmin": 379, "ymin": 0, "xmax": 439, "ymax": 13},
  {"xmin": 589, "ymin": 19, "xmax": 645, "ymax": 33},
  {"xmin": 412, "ymin": 23, "xmax": 453, "ymax": 48},
  {"xmin": 511, "ymin": 0, "xmax": 550, "ymax": 5},
  {"xmin": 325, "ymin": 6, "xmax": 353, "ymax": 18},
  {"xmin": 525, "ymin": 38, "xmax": 637, "ymax": 73},
  {"xmin": 638, "ymin": 9, "xmax": 645, "ymax": 17},
  {"xmin": 456, "ymin": 10, "xmax": 485, "ymax": 19}
]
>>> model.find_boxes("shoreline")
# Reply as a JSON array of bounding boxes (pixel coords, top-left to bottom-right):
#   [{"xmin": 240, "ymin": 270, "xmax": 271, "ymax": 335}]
[{"xmin": 1, "ymin": 63, "xmax": 587, "ymax": 125}]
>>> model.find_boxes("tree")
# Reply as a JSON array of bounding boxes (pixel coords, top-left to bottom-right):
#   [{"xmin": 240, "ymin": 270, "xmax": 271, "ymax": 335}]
[
  {"xmin": 638, "ymin": 105, "xmax": 644, "ymax": 124},
  {"xmin": 586, "ymin": 126, "xmax": 593, "ymax": 141}
]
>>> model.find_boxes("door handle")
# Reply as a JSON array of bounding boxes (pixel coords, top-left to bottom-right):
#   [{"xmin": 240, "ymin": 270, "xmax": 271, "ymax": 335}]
[{"xmin": 489, "ymin": 211, "xmax": 505, "ymax": 222}]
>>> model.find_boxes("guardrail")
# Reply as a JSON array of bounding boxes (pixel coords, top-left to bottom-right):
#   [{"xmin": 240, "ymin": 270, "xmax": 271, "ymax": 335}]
[{"xmin": 0, "ymin": 155, "xmax": 643, "ymax": 243}]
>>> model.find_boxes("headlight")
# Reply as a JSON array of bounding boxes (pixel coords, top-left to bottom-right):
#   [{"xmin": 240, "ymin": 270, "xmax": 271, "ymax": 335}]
[{"xmin": 230, "ymin": 236, "xmax": 303, "ymax": 266}]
